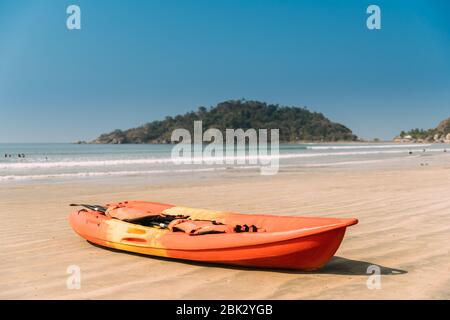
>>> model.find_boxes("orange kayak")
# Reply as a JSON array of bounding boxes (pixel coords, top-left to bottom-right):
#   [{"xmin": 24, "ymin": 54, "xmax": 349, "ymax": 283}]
[{"xmin": 69, "ymin": 201, "xmax": 358, "ymax": 270}]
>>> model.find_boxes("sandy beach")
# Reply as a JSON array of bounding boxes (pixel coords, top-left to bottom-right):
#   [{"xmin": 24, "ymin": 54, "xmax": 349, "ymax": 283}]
[{"xmin": 1, "ymin": 152, "xmax": 449, "ymax": 300}]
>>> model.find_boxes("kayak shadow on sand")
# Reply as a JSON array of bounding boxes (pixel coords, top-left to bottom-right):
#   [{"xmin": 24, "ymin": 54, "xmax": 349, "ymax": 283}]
[
  {"xmin": 314, "ymin": 256, "xmax": 407, "ymax": 276},
  {"xmin": 88, "ymin": 241, "xmax": 407, "ymax": 276}
]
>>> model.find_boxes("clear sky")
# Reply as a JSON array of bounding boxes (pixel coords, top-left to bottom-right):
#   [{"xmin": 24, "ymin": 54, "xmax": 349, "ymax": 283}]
[{"xmin": 0, "ymin": 0, "xmax": 449, "ymax": 142}]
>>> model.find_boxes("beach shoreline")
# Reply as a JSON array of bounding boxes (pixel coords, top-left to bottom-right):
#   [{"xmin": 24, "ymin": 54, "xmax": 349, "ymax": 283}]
[{"xmin": 1, "ymin": 142, "xmax": 449, "ymax": 184}]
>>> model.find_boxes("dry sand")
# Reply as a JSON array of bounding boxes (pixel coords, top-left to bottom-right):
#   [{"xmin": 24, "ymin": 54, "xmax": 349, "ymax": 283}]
[{"xmin": 1, "ymin": 156, "xmax": 450, "ymax": 299}]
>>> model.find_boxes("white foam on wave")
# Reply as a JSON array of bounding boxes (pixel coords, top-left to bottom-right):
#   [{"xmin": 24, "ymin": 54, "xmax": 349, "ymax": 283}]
[
  {"xmin": 307, "ymin": 144, "xmax": 432, "ymax": 150},
  {"xmin": 278, "ymin": 148, "xmax": 445, "ymax": 159},
  {"xmin": 302, "ymin": 159, "xmax": 397, "ymax": 167},
  {"xmin": 0, "ymin": 167, "xmax": 227, "ymax": 181},
  {"xmin": 0, "ymin": 157, "xmax": 174, "ymax": 169},
  {"xmin": 1, "ymin": 147, "xmax": 446, "ymax": 170}
]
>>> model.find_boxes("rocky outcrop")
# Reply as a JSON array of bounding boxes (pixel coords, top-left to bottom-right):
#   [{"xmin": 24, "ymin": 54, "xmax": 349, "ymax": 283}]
[{"xmin": 397, "ymin": 117, "xmax": 450, "ymax": 143}]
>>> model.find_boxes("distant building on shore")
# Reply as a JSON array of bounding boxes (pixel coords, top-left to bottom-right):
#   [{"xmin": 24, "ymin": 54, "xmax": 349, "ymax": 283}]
[{"xmin": 393, "ymin": 135, "xmax": 414, "ymax": 143}]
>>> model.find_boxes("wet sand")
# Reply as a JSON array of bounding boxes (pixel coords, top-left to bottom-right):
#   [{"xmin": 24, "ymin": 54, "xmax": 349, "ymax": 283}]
[{"xmin": 1, "ymin": 154, "xmax": 449, "ymax": 299}]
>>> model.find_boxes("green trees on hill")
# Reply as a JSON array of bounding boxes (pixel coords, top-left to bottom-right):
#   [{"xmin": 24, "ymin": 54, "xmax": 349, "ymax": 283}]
[
  {"xmin": 400, "ymin": 128, "xmax": 434, "ymax": 139},
  {"xmin": 92, "ymin": 100, "xmax": 358, "ymax": 144}
]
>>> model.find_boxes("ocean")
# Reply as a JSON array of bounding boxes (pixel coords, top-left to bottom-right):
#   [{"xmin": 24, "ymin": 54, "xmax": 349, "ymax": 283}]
[{"xmin": 0, "ymin": 143, "xmax": 449, "ymax": 182}]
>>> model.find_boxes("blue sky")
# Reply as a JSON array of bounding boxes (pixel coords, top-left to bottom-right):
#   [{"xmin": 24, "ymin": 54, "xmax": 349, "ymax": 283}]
[{"xmin": 0, "ymin": 0, "xmax": 449, "ymax": 142}]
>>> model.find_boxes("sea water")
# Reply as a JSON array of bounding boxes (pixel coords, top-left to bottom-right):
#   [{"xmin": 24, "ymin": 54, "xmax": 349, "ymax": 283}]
[{"xmin": 0, "ymin": 143, "xmax": 448, "ymax": 182}]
